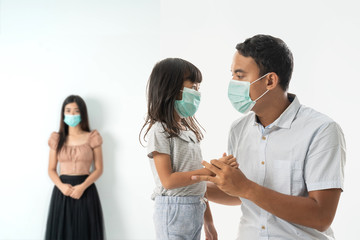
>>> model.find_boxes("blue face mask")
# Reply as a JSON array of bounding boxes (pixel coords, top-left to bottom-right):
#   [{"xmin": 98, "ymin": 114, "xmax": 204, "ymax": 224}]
[
  {"xmin": 174, "ymin": 87, "xmax": 201, "ymax": 118},
  {"xmin": 228, "ymin": 73, "xmax": 270, "ymax": 114},
  {"xmin": 64, "ymin": 114, "xmax": 82, "ymax": 127}
]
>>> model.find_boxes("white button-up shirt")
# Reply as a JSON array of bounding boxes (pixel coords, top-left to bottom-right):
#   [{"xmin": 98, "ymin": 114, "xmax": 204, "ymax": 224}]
[{"xmin": 228, "ymin": 94, "xmax": 346, "ymax": 240}]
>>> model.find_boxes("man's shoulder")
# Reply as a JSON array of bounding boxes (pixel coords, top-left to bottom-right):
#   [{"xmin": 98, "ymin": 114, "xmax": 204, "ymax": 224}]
[
  {"xmin": 295, "ymin": 105, "xmax": 345, "ymax": 142},
  {"xmin": 297, "ymin": 104, "xmax": 337, "ymax": 128}
]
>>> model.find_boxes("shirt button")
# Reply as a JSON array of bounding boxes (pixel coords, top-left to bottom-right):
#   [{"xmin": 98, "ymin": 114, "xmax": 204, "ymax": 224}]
[
  {"xmin": 261, "ymin": 161, "xmax": 265, "ymax": 165},
  {"xmin": 262, "ymin": 136, "xmax": 266, "ymax": 140},
  {"xmin": 261, "ymin": 225, "xmax": 266, "ymax": 230}
]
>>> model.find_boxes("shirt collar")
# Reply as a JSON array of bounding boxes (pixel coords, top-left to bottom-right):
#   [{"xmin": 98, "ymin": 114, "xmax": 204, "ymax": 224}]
[
  {"xmin": 178, "ymin": 130, "xmax": 198, "ymax": 143},
  {"xmin": 252, "ymin": 93, "xmax": 301, "ymax": 129}
]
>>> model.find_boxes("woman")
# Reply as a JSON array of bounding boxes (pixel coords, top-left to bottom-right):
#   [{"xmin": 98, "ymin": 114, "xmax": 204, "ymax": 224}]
[{"xmin": 45, "ymin": 95, "xmax": 105, "ymax": 240}]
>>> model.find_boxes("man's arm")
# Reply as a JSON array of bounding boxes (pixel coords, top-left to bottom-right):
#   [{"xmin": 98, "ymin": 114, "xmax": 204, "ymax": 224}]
[
  {"xmin": 206, "ymin": 182, "xmax": 242, "ymax": 206},
  {"xmin": 192, "ymin": 160, "xmax": 341, "ymax": 232},
  {"xmin": 248, "ymin": 182, "xmax": 341, "ymax": 231}
]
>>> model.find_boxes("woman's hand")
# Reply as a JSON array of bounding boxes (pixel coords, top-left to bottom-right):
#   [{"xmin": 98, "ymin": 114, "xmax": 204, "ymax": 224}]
[
  {"xmin": 204, "ymin": 221, "xmax": 218, "ymax": 240},
  {"xmin": 70, "ymin": 184, "xmax": 86, "ymax": 199},
  {"xmin": 59, "ymin": 183, "xmax": 73, "ymax": 196}
]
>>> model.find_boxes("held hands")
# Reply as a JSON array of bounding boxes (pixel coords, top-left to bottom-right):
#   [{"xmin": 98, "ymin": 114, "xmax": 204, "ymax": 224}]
[
  {"xmin": 218, "ymin": 153, "xmax": 239, "ymax": 168},
  {"xmin": 70, "ymin": 184, "xmax": 86, "ymax": 199},
  {"xmin": 59, "ymin": 183, "xmax": 86, "ymax": 199},
  {"xmin": 202, "ymin": 153, "xmax": 238, "ymax": 177},
  {"xmin": 59, "ymin": 183, "xmax": 73, "ymax": 196},
  {"xmin": 192, "ymin": 157, "xmax": 253, "ymax": 198}
]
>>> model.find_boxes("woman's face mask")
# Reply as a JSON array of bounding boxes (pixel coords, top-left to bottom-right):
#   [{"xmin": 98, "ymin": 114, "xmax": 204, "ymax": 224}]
[{"xmin": 64, "ymin": 114, "xmax": 82, "ymax": 127}]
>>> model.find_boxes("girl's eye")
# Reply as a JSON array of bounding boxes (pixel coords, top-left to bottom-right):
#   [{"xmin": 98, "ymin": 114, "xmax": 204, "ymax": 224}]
[{"xmin": 192, "ymin": 85, "xmax": 199, "ymax": 91}]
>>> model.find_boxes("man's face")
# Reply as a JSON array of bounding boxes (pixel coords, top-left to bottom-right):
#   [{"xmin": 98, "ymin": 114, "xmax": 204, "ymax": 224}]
[{"xmin": 230, "ymin": 51, "xmax": 268, "ymax": 108}]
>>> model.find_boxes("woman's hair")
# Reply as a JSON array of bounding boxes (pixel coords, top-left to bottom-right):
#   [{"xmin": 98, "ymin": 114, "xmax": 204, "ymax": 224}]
[
  {"xmin": 56, "ymin": 95, "xmax": 90, "ymax": 154},
  {"xmin": 140, "ymin": 58, "xmax": 204, "ymax": 145}
]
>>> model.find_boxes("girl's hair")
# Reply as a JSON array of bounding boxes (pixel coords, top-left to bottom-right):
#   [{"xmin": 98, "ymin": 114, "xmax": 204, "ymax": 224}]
[
  {"xmin": 56, "ymin": 95, "xmax": 90, "ymax": 154},
  {"xmin": 140, "ymin": 58, "xmax": 204, "ymax": 145}
]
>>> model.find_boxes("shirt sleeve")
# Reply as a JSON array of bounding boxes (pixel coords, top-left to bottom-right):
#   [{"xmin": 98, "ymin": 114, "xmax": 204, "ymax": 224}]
[
  {"xmin": 304, "ymin": 122, "xmax": 346, "ymax": 191},
  {"xmin": 48, "ymin": 132, "xmax": 59, "ymax": 150},
  {"xmin": 147, "ymin": 123, "xmax": 171, "ymax": 158},
  {"xmin": 89, "ymin": 130, "xmax": 103, "ymax": 149}
]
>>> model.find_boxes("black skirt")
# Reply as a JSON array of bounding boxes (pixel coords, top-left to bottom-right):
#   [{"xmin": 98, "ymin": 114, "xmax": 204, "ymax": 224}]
[{"xmin": 45, "ymin": 175, "xmax": 105, "ymax": 240}]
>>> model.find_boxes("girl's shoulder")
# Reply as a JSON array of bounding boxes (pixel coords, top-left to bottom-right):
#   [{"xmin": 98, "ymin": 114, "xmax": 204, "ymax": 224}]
[
  {"xmin": 149, "ymin": 122, "xmax": 171, "ymax": 138},
  {"xmin": 153, "ymin": 121, "xmax": 166, "ymax": 131}
]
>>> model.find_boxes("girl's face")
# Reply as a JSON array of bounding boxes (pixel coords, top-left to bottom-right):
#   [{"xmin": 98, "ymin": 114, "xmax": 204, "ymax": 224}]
[
  {"xmin": 183, "ymin": 80, "xmax": 199, "ymax": 91},
  {"xmin": 64, "ymin": 102, "xmax": 80, "ymax": 115},
  {"xmin": 178, "ymin": 80, "xmax": 200, "ymax": 100}
]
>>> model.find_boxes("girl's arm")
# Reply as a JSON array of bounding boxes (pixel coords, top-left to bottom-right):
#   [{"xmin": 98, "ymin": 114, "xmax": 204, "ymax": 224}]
[
  {"xmin": 70, "ymin": 146, "xmax": 104, "ymax": 199},
  {"xmin": 48, "ymin": 149, "xmax": 73, "ymax": 196},
  {"xmin": 153, "ymin": 151, "xmax": 212, "ymax": 189},
  {"xmin": 203, "ymin": 192, "xmax": 218, "ymax": 240}
]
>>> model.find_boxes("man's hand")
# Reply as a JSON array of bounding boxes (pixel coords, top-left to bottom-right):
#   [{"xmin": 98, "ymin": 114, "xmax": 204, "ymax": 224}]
[{"xmin": 192, "ymin": 160, "xmax": 252, "ymax": 198}]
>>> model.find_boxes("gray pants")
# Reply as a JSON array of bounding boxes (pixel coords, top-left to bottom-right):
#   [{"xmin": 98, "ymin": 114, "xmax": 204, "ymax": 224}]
[{"xmin": 153, "ymin": 196, "xmax": 207, "ymax": 240}]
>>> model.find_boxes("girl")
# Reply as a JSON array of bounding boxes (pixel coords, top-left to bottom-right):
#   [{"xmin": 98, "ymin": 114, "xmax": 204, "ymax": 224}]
[
  {"xmin": 140, "ymin": 58, "xmax": 236, "ymax": 240},
  {"xmin": 45, "ymin": 95, "xmax": 105, "ymax": 240}
]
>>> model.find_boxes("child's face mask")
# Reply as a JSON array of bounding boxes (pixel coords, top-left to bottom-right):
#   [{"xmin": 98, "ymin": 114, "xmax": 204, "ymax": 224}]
[{"xmin": 174, "ymin": 87, "xmax": 201, "ymax": 118}]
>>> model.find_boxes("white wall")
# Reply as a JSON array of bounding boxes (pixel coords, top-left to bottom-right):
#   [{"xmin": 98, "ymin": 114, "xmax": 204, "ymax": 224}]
[{"xmin": 0, "ymin": 0, "xmax": 358, "ymax": 239}]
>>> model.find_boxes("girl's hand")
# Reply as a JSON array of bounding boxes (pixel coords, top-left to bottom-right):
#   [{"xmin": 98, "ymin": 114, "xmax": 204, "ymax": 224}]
[
  {"xmin": 70, "ymin": 184, "xmax": 86, "ymax": 199},
  {"xmin": 59, "ymin": 184, "xmax": 73, "ymax": 196},
  {"xmin": 219, "ymin": 153, "xmax": 238, "ymax": 168},
  {"xmin": 204, "ymin": 221, "xmax": 218, "ymax": 240},
  {"xmin": 203, "ymin": 167, "xmax": 216, "ymax": 177}
]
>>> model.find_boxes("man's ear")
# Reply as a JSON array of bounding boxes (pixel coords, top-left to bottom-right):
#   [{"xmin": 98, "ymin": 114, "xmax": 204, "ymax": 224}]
[{"xmin": 266, "ymin": 72, "xmax": 279, "ymax": 90}]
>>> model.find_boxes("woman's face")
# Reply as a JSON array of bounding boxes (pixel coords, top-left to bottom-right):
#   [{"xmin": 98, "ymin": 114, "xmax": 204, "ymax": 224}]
[{"xmin": 64, "ymin": 102, "xmax": 80, "ymax": 116}]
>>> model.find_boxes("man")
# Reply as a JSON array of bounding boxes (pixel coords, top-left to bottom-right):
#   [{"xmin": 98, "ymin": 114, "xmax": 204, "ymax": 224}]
[{"xmin": 192, "ymin": 34, "xmax": 346, "ymax": 239}]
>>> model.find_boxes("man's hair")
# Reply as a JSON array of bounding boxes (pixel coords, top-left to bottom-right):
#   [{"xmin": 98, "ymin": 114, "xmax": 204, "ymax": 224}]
[{"xmin": 236, "ymin": 34, "xmax": 294, "ymax": 91}]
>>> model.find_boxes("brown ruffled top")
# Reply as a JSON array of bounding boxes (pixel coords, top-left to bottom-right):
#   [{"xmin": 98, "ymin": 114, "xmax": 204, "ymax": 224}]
[{"xmin": 48, "ymin": 130, "xmax": 103, "ymax": 175}]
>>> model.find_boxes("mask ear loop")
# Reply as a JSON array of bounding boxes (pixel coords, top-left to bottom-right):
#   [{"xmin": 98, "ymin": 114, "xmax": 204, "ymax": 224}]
[
  {"xmin": 254, "ymin": 89, "xmax": 269, "ymax": 102},
  {"xmin": 251, "ymin": 72, "xmax": 271, "ymax": 102},
  {"xmin": 250, "ymin": 72, "xmax": 271, "ymax": 85}
]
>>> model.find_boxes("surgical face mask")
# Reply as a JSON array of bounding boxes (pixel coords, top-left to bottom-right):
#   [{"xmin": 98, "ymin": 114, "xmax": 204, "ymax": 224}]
[
  {"xmin": 174, "ymin": 87, "xmax": 201, "ymax": 118},
  {"xmin": 228, "ymin": 73, "xmax": 270, "ymax": 114},
  {"xmin": 64, "ymin": 114, "xmax": 82, "ymax": 127}
]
